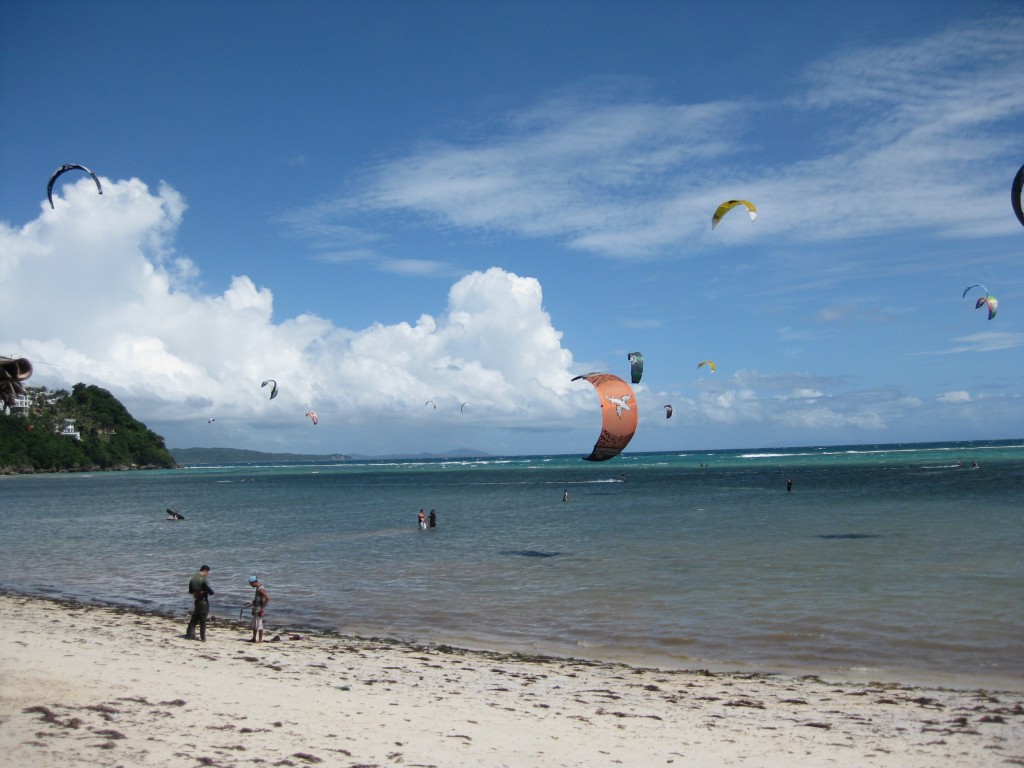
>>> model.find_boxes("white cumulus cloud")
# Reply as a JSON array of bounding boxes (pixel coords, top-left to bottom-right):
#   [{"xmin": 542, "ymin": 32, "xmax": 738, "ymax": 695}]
[{"xmin": 1, "ymin": 179, "xmax": 586, "ymax": 451}]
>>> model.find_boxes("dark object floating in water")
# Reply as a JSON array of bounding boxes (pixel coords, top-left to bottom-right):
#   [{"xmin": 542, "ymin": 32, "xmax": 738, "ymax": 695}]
[
  {"xmin": 165, "ymin": 508, "xmax": 185, "ymax": 520},
  {"xmin": 817, "ymin": 533, "xmax": 880, "ymax": 540},
  {"xmin": 499, "ymin": 550, "xmax": 565, "ymax": 558}
]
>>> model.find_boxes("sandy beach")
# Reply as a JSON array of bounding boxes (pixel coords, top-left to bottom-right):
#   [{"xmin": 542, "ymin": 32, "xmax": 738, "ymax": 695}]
[{"xmin": 0, "ymin": 593, "xmax": 1021, "ymax": 767}]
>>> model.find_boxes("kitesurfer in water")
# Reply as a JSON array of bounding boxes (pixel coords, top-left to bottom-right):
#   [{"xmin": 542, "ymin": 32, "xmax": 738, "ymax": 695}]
[
  {"xmin": 787, "ymin": 479, "xmax": 793, "ymax": 492},
  {"xmin": 563, "ymin": 489, "xmax": 569, "ymax": 502},
  {"xmin": 418, "ymin": 509, "xmax": 427, "ymax": 530},
  {"xmin": 428, "ymin": 509, "xmax": 437, "ymax": 528}
]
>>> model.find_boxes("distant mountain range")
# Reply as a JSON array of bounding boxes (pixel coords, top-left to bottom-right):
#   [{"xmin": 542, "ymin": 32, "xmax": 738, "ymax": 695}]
[
  {"xmin": 169, "ymin": 446, "xmax": 491, "ymax": 464},
  {"xmin": 348, "ymin": 448, "xmax": 492, "ymax": 460}
]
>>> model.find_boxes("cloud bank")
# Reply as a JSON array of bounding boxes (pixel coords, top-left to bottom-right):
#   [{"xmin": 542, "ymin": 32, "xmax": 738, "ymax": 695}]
[
  {"xmin": 1, "ymin": 180, "xmax": 590, "ymax": 450},
  {"xmin": 3, "ymin": 174, "xmax": 1019, "ymax": 453}
]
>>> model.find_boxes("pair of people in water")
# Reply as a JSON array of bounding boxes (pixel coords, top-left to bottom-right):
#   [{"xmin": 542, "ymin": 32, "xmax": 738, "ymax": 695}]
[{"xmin": 418, "ymin": 509, "xmax": 438, "ymax": 529}]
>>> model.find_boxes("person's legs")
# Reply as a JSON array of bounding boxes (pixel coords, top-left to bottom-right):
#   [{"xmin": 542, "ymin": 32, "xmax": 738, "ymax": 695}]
[{"xmin": 198, "ymin": 606, "xmax": 208, "ymax": 641}]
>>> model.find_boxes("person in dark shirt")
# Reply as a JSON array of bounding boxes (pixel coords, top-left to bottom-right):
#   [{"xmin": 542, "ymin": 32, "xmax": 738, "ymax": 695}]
[{"xmin": 186, "ymin": 565, "xmax": 214, "ymax": 641}]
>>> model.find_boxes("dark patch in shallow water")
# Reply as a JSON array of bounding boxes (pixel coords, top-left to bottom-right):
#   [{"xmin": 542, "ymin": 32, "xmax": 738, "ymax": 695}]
[
  {"xmin": 500, "ymin": 550, "xmax": 565, "ymax": 558},
  {"xmin": 816, "ymin": 533, "xmax": 881, "ymax": 540}
]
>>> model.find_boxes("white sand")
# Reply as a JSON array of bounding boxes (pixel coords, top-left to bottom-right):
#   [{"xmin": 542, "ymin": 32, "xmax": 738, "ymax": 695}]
[{"xmin": 0, "ymin": 593, "xmax": 1021, "ymax": 767}]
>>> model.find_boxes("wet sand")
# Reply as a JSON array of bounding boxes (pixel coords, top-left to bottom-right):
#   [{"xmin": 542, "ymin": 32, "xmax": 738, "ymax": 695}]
[{"xmin": 0, "ymin": 593, "xmax": 1021, "ymax": 767}]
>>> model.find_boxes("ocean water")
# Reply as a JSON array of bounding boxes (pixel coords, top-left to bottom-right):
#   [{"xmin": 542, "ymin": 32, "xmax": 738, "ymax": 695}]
[{"xmin": 1, "ymin": 439, "xmax": 1022, "ymax": 689}]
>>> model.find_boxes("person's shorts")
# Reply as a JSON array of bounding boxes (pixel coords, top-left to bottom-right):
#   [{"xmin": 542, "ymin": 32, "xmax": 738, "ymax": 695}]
[{"xmin": 252, "ymin": 614, "xmax": 264, "ymax": 631}]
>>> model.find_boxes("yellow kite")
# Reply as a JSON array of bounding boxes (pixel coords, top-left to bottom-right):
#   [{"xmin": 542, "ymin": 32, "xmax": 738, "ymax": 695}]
[{"xmin": 711, "ymin": 200, "xmax": 757, "ymax": 229}]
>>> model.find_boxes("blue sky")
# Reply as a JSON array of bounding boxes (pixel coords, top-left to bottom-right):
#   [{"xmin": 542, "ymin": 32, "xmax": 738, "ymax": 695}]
[{"xmin": 1, "ymin": 1, "xmax": 1022, "ymax": 457}]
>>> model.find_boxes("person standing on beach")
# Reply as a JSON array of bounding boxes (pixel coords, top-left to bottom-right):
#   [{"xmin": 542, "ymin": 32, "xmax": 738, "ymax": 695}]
[
  {"xmin": 186, "ymin": 565, "xmax": 214, "ymax": 641},
  {"xmin": 248, "ymin": 577, "xmax": 270, "ymax": 643}
]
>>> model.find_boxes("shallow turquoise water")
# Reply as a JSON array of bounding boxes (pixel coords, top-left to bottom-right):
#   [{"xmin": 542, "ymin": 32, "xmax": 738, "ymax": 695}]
[{"xmin": 2, "ymin": 439, "xmax": 1021, "ymax": 687}]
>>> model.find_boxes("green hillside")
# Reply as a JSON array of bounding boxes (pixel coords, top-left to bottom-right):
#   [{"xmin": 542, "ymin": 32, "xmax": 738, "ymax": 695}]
[{"xmin": 0, "ymin": 384, "xmax": 177, "ymax": 473}]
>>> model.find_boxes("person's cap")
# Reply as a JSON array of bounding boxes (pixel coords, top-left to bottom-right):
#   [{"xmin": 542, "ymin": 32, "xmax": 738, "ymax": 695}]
[
  {"xmin": 248, "ymin": 576, "xmax": 258, "ymax": 583},
  {"xmin": 200, "ymin": 565, "xmax": 210, "ymax": 572}
]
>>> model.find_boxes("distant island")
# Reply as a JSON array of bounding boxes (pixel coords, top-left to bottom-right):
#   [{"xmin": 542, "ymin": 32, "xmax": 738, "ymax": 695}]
[
  {"xmin": 169, "ymin": 447, "xmax": 351, "ymax": 464},
  {"xmin": 349, "ymin": 448, "xmax": 492, "ymax": 460},
  {"xmin": 0, "ymin": 384, "xmax": 177, "ymax": 474},
  {"xmin": 170, "ymin": 447, "xmax": 492, "ymax": 464}
]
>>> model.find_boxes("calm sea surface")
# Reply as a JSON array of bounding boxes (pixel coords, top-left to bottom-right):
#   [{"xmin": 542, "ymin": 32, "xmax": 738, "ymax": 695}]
[{"xmin": 2, "ymin": 440, "xmax": 1022, "ymax": 689}]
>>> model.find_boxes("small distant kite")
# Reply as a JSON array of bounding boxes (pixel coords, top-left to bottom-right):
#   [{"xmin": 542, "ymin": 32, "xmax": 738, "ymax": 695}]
[
  {"xmin": 963, "ymin": 284, "xmax": 998, "ymax": 320},
  {"xmin": 571, "ymin": 372, "xmax": 638, "ymax": 462},
  {"xmin": 47, "ymin": 164, "xmax": 103, "ymax": 209},
  {"xmin": 0, "ymin": 356, "xmax": 33, "ymax": 410},
  {"xmin": 305, "ymin": 410, "xmax": 319, "ymax": 425},
  {"xmin": 460, "ymin": 401, "xmax": 471, "ymax": 414},
  {"xmin": 664, "ymin": 404, "xmax": 673, "ymax": 419},
  {"xmin": 627, "ymin": 352, "xmax": 644, "ymax": 385},
  {"xmin": 207, "ymin": 418, "xmax": 216, "ymax": 423},
  {"xmin": 425, "ymin": 400, "xmax": 436, "ymax": 409},
  {"xmin": 697, "ymin": 360, "xmax": 716, "ymax": 374},
  {"xmin": 261, "ymin": 379, "xmax": 278, "ymax": 400},
  {"xmin": 711, "ymin": 199, "xmax": 757, "ymax": 229},
  {"xmin": 1012, "ymin": 164, "xmax": 1024, "ymax": 229}
]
